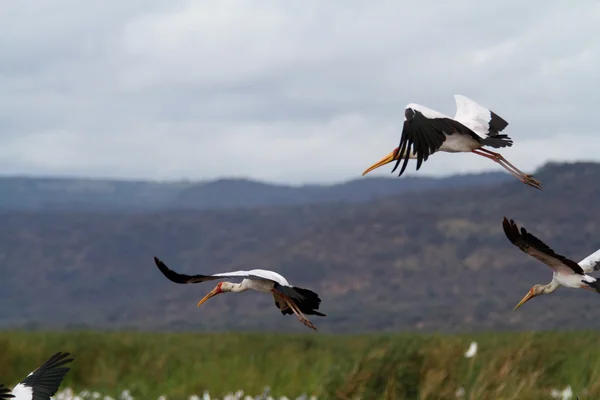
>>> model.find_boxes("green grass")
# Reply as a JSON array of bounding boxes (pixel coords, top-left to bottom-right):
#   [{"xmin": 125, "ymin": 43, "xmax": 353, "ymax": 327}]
[{"xmin": 0, "ymin": 330, "xmax": 598, "ymax": 399}]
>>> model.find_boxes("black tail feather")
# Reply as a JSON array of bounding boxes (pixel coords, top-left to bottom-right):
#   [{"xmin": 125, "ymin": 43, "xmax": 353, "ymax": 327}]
[
  {"xmin": 585, "ymin": 278, "xmax": 600, "ymax": 293},
  {"xmin": 276, "ymin": 286, "xmax": 326, "ymax": 317},
  {"xmin": 480, "ymin": 134, "xmax": 513, "ymax": 148},
  {"xmin": 0, "ymin": 385, "xmax": 14, "ymax": 399}
]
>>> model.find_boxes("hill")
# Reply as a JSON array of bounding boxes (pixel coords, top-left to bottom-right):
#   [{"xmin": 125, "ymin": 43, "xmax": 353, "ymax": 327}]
[
  {"xmin": 0, "ymin": 171, "xmax": 508, "ymax": 211},
  {"xmin": 1, "ymin": 161, "xmax": 600, "ymax": 333}
]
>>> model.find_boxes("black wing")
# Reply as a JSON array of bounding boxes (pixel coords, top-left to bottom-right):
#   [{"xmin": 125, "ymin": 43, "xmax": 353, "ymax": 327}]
[
  {"xmin": 502, "ymin": 217, "xmax": 584, "ymax": 275},
  {"xmin": 391, "ymin": 107, "xmax": 481, "ymax": 177},
  {"xmin": 154, "ymin": 257, "xmax": 273, "ymax": 284},
  {"xmin": 18, "ymin": 352, "xmax": 74, "ymax": 400},
  {"xmin": 0, "ymin": 385, "xmax": 14, "ymax": 399}
]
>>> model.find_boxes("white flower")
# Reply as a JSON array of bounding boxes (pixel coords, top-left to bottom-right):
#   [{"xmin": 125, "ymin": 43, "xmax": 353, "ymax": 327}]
[
  {"xmin": 455, "ymin": 387, "xmax": 465, "ymax": 398},
  {"xmin": 464, "ymin": 341, "xmax": 477, "ymax": 358},
  {"xmin": 550, "ymin": 385, "xmax": 573, "ymax": 400}
]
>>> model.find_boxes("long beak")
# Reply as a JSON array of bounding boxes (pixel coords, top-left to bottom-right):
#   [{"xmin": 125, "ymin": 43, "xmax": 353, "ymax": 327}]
[
  {"xmin": 513, "ymin": 291, "xmax": 534, "ymax": 311},
  {"xmin": 197, "ymin": 288, "xmax": 220, "ymax": 307},
  {"xmin": 362, "ymin": 150, "xmax": 398, "ymax": 176}
]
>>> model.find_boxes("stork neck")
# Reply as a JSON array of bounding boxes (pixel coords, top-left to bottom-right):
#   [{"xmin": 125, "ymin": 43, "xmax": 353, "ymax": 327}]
[
  {"xmin": 542, "ymin": 281, "xmax": 560, "ymax": 294},
  {"xmin": 227, "ymin": 282, "xmax": 248, "ymax": 293}
]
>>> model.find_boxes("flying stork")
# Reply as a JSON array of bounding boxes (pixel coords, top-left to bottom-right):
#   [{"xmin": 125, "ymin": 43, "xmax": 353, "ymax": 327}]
[
  {"xmin": 0, "ymin": 352, "xmax": 74, "ymax": 400},
  {"xmin": 502, "ymin": 217, "xmax": 600, "ymax": 310},
  {"xmin": 362, "ymin": 95, "xmax": 542, "ymax": 190},
  {"xmin": 153, "ymin": 257, "xmax": 326, "ymax": 331}
]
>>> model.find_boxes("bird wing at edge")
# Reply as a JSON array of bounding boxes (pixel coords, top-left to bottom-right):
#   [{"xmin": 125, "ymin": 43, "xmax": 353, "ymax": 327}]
[
  {"xmin": 0, "ymin": 385, "xmax": 14, "ymax": 400},
  {"xmin": 578, "ymin": 248, "xmax": 600, "ymax": 274},
  {"xmin": 12, "ymin": 352, "xmax": 74, "ymax": 400},
  {"xmin": 391, "ymin": 106, "xmax": 480, "ymax": 177},
  {"xmin": 453, "ymin": 94, "xmax": 509, "ymax": 137},
  {"xmin": 154, "ymin": 257, "xmax": 278, "ymax": 285},
  {"xmin": 502, "ymin": 217, "xmax": 585, "ymax": 275}
]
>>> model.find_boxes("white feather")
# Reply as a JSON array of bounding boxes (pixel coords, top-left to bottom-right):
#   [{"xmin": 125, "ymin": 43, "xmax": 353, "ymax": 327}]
[
  {"xmin": 452, "ymin": 94, "xmax": 494, "ymax": 138},
  {"xmin": 405, "ymin": 103, "xmax": 450, "ymax": 120},
  {"xmin": 555, "ymin": 272, "xmax": 596, "ymax": 288},
  {"xmin": 212, "ymin": 269, "xmax": 290, "ymax": 287},
  {"xmin": 582, "ymin": 275, "xmax": 596, "ymax": 283},
  {"xmin": 578, "ymin": 248, "xmax": 600, "ymax": 274},
  {"xmin": 10, "ymin": 383, "xmax": 33, "ymax": 400}
]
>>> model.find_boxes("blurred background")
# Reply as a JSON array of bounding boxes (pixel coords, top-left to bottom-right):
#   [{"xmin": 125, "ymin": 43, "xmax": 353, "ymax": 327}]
[{"xmin": 1, "ymin": 1, "xmax": 599, "ymax": 398}]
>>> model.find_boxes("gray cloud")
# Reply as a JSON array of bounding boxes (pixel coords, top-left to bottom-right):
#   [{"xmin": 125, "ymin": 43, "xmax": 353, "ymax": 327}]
[{"xmin": 0, "ymin": 0, "xmax": 598, "ymax": 184}]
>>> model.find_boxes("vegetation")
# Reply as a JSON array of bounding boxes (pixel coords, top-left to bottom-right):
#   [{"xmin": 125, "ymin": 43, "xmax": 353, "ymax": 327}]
[{"xmin": 0, "ymin": 330, "xmax": 597, "ymax": 399}]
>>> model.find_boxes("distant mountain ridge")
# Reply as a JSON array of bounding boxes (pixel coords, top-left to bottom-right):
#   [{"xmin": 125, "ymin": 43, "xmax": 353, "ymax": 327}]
[
  {"xmin": 0, "ymin": 171, "xmax": 510, "ymax": 211},
  {"xmin": 1, "ymin": 161, "xmax": 600, "ymax": 333}
]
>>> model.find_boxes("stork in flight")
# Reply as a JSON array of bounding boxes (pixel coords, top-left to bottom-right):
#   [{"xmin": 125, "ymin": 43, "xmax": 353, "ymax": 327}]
[
  {"xmin": 502, "ymin": 217, "xmax": 600, "ymax": 310},
  {"xmin": 362, "ymin": 95, "xmax": 542, "ymax": 190},
  {"xmin": 0, "ymin": 352, "xmax": 74, "ymax": 400},
  {"xmin": 153, "ymin": 257, "xmax": 326, "ymax": 331}
]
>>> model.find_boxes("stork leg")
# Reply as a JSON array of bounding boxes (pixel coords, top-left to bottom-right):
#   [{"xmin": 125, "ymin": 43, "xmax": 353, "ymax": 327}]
[
  {"xmin": 471, "ymin": 149, "xmax": 543, "ymax": 190},
  {"xmin": 274, "ymin": 291, "xmax": 318, "ymax": 331}
]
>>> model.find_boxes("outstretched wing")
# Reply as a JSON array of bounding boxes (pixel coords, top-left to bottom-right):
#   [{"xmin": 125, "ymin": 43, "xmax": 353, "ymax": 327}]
[
  {"xmin": 391, "ymin": 103, "xmax": 480, "ymax": 177},
  {"xmin": 11, "ymin": 352, "xmax": 74, "ymax": 400},
  {"xmin": 453, "ymin": 94, "xmax": 511, "ymax": 149},
  {"xmin": 0, "ymin": 385, "xmax": 14, "ymax": 400},
  {"xmin": 579, "ymin": 248, "xmax": 600, "ymax": 274},
  {"xmin": 153, "ymin": 257, "xmax": 289, "ymax": 286},
  {"xmin": 502, "ymin": 217, "xmax": 584, "ymax": 275}
]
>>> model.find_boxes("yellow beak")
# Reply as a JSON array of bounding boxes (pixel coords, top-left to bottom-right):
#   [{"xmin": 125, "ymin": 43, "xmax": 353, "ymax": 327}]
[
  {"xmin": 513, "ymin": 291, "xmax": 535, "ymax": 311},
  {"xmin": 197, "ymin": 288, "xmax": 220, "ymax": 307},
  {"xmin": 362, "ymin": 150, "xmax": 398, "ymax": 176}
]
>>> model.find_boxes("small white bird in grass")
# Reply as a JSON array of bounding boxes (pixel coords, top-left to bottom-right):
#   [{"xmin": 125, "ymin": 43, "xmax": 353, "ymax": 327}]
[
  {"xmin": 153, "ymin": 257, "xmax": 327, "ymax": 332},
  {"xmin": 362, "ymin": 94, "xmax": 542, "ymax": 190},
  {"xmin": 0, "ymin": 352, "xmax": 74, "ymax": 400},
  {"xmin": 502, "ymin": 217, "xmax": 600, "ymax": 310}
]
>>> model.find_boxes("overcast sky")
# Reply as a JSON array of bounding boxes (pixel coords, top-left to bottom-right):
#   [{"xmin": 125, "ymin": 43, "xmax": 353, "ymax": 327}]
[{"xmin": 0, "ymin": 1, "xmax": 598, "ymax": 184}]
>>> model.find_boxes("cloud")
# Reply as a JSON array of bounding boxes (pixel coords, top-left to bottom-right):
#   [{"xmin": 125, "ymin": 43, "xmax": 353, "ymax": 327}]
[{"xmin": 0, "ymin": 0, "xmax": 598, "ymax": 184}]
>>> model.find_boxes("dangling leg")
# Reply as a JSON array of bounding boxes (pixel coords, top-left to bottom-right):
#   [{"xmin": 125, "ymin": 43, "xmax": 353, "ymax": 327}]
[
  {"xmin": 471, "ymin": 149, "xmax": 524, "ymax": 181},
  {"xmin": 477, "ymin": 148, "xmax": 536, "ymax": 178},
  {"xmin": 274, "ymin": 291, "xmax": 318, "ymax": 331},
  {"xmin": 287, "ymin": 298, "xmax": 318, "ymax": 331},
  {"xmin": 471, "ymin": 149, "xmax": 543, "ymax": 190}
]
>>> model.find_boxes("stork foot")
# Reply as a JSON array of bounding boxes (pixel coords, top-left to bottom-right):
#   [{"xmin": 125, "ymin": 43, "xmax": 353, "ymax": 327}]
[
  {"xmin": 522, "ymin": 175, "xmax": 543, "ymax": 190},
  {"xmin": 299, "ymin": 317, "xmax": 318, "ymax": 332}
]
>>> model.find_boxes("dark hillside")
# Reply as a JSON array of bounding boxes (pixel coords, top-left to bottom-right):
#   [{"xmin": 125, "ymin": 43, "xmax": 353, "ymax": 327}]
[{"xmin": 0, "ymin": 162, "xmax": 599, "ymax": 333}]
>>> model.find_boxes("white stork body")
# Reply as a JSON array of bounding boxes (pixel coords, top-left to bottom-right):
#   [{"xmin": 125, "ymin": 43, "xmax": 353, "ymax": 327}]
[
  {"xmin": 200, "ymin": 269, "xmax": 290, "ymax": 293},
  {"xmin": 0, "ymin": 352, "xmax": 74, "ymax": 400},
  {"xmin": 362, "ymin": 95, "xmax": 542, "ymax": 190},
  {"xmin": 153, "ymin": 257, "xmax": 326, "ymax": 331},
  {"xmin": 502, "ymin": 217, "xmax": 600, "ymax": 310}
]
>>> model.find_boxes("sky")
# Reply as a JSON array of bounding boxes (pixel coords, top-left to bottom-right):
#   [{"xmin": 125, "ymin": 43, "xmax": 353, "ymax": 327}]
[{"xmin": 0, "ymin": 0, "xmax": 599, "ymax": 185}]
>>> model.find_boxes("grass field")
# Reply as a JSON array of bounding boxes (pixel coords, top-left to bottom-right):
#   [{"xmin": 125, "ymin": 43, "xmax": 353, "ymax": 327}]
[{"xmin": 0, "ymin": 330, "xmax": 597, "ymax": 399}]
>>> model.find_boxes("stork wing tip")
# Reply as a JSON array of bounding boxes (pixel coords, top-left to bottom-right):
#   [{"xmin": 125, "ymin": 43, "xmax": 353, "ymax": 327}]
[
  {"xmin": 154, "ymin": 256, "xmax": 170, "ymax": 272},
  {"xmin": 0, "ymin": 384, "xmax": 14, "ymax": 399},
  {"xmin": 501, "ymin": 217, "xmax": 521, "ymax": 245}
]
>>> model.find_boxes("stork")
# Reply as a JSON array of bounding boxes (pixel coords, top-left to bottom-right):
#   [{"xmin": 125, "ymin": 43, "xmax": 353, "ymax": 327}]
[
  {"xmin": 362, "ymin": 95, "xmax": 542, "ymax": 189},
  {"xmin": 502, "ymin": 217, "xmax": 600, "ymax": 310},
  {"xmin": 0, "ymin": 352, "xmax": 74, "ymax": 400},
  {"xmin": 153, "ymin": 257, "xmax": 326, "ymax": 331}
]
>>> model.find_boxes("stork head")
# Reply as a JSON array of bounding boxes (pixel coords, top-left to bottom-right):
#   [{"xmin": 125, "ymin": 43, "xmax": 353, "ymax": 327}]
[
  {"xmin": 513, "ymin": 284, "xmax": 546, "ymax": 311},
  {"xmin": 196, "ymin": 282, "xmax": 234, "ymax": 307},
  {"xmin": 362, "ymin": 147, "xmax": 400, "ymax": 176}
]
